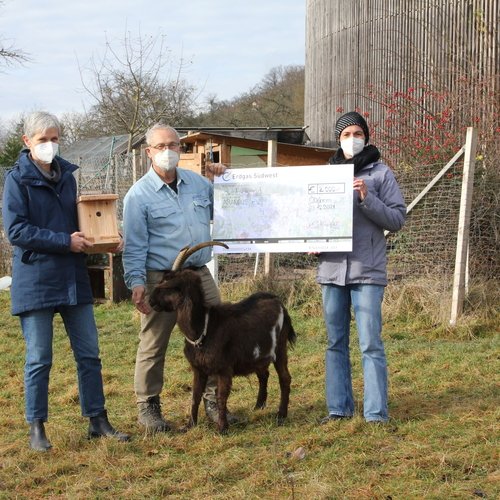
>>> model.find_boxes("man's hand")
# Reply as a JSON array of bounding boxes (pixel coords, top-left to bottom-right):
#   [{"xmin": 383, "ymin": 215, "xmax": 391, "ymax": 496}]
[
  {"xmin": 70, "ymin": 231, "xmax": 93, "ymax": 253},
  {"xmin": 205, "ymin": 162, "xmax": 227, "ymax": 180},
  {"xmin": 132, "ymin": 285, "xmax": 152, "ymax": 314}
]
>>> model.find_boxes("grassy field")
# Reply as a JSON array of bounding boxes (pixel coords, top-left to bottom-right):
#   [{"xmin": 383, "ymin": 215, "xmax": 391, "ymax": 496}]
[{"xmin": 0, "ymin": 277, "xmax": 498, "ymax": 499}]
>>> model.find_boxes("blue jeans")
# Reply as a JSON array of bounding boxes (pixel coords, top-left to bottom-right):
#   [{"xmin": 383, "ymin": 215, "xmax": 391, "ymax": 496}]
[
  {"xmin": 322, "ymin": 284, "xmax": 388, "ymax": 422},
  {"xmin": 20, "ymin": 304, "xmax": 106, "ymax": 422}
]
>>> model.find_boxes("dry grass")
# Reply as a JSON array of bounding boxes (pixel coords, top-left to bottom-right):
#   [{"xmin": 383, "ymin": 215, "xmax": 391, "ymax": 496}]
[
  {"xmin": 383, "ymin": 277, "xmax": 500, "ymax": 339},
  {"xmin": 0, "ymin": 278, "xmax": 498, "ymax": 499}
]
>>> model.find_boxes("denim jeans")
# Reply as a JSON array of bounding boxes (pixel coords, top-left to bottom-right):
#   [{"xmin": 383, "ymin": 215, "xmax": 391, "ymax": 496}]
[
  {"xmin": 322, "ymin": 283, "xmax": 388, "ymax": 422},
  {"xmin": 20, "ymin": 303, "xmax": 105, "ymax": 422}
]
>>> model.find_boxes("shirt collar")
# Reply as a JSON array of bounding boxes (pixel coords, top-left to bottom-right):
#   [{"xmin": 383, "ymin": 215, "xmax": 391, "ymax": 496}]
[{"xmin": 147, "ymin": 166, "xmax": 191, "ymax": 192}]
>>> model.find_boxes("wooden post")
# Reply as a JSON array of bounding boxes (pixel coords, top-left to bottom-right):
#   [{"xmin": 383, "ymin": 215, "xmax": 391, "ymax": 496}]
[
  {"xmin": 113, "ymin": 155, "xmax": 118, "ymax": 194},
  {"xmin": 208, "ymin": 222, "xmax": 219, "ymax": 286},
  {"xmin": 110, "ymin": 253, "xmax": 131, "ymax": 302},
  {"xmin": 450, "ymin": 127, "xmax": 477, "ymax": 325},
  {"xmin": 220, "ymin": 140, "xmax": 231, "ymax": 165},
  {"xmin": 132, "ymin": 148, "xmax": 138, "ymax": 184},
  {"xmin": 264, "ymin": 140, "xmax": 278, "ymax": 276},
  {"xmin": 140, "ymin": 145, "xmax": 149, "ymax": 178},
  {"xmin": 77, "ymin": 156, "xmax": 83, "ymax": 193}
]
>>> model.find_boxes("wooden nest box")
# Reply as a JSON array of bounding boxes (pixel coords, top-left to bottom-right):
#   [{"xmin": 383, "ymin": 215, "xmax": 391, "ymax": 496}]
[{"xmin": 77, "ymin": 194, "xmax": 121, "ymax": 254}]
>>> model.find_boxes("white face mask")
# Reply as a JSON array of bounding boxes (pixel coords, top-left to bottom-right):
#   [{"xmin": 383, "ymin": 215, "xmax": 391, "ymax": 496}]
[
  {"xmin": 33, "ymin": 141, "xmax": 59, "ymax": 163},
  {"xmin": 340, "ymin": 137, "xmax": 365, "ymax": 158},
  {"xmin": 154, "ymin": 149, "xmax": 179, "ymax": 171}
]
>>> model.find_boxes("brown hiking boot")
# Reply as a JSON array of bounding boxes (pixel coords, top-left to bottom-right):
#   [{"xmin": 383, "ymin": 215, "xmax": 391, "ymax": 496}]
[{"xmin": 138, "ymin": 396, "xmax": 172, "ymax": 433}]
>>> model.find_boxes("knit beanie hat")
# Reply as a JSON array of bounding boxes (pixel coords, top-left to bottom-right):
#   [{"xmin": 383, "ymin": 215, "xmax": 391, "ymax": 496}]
[{"xmin": 335, "ymin": 111, "xmax": 370, "ymax": 145}]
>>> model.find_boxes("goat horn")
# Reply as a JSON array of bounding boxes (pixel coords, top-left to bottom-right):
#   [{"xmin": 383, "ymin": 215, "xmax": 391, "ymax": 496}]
[
  {"xmin": 171, "ymin": 246, "xmax": 191, "ymax": 271},
  {"xmin": 171, "ymin": 241, "xmax": 229, "ymax": 271}
]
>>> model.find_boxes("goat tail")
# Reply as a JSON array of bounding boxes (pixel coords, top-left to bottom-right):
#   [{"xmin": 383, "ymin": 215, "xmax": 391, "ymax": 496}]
[{"xmin": 283, "ymin": 306, "xmax": 297, "ymax": 347}]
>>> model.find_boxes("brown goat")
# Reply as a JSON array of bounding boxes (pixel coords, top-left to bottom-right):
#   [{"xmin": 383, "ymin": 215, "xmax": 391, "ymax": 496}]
[{"xmin": 149, "ymin": 243, "xmax": 296, "ymax": 434}]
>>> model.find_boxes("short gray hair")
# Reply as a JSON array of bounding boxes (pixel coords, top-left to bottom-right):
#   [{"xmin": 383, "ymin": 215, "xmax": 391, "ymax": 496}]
[
  {"xmin": 145, "ymin": 123, "xmax": 180, "ymax": 146},
  {"xmin": 23, "ymin": 111, "xmax": 61, "ymax": 139}
]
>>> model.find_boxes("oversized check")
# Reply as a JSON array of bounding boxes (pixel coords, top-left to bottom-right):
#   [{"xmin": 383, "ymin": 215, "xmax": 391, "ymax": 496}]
[{"xmin": 213, "ymin": 165, "xmax": 353, "ymax": 253}]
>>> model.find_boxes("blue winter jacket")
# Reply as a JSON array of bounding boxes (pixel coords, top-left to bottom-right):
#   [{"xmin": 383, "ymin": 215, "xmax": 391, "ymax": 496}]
[{"xmin": 2, "ymin": 150, "xmax": 93, "ymax": 315}]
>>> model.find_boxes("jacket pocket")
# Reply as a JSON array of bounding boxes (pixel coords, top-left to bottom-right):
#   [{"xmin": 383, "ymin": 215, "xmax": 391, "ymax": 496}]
[
  {"xmin": 359, "ymin": 234, "xmax": 376, "ymax": 274},
  {"xmin": 21, "ymin": 250, "xmax": 42, "ymax": 264}
]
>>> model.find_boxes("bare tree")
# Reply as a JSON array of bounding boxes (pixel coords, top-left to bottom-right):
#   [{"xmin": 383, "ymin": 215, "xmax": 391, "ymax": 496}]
[
  {"xmin": 79, "ymin": 28, "xmax": 196, "ymax": 152},
  {"xmin": 0, "ymin": 2, "xmax": 29, "ymax": 67},
  {"xmin": 59, "ymin": 111, "xmax": 104, "ymax": 146},
  {"xmin": 0, "ymin": 44, "xmax": 28, "ymax": 66}
]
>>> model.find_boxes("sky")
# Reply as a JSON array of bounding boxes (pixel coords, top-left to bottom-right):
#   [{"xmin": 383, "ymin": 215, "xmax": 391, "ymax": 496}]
[{"xmin": 0, "ymin": 0, "xmax": 306, "ymax": 125}]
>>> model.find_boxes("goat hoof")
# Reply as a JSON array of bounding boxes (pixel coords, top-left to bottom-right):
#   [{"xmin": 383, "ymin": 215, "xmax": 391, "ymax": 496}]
[
  {"xmin": 276, "ymin": 414, "xmax": 287, "ymax": 426},
  {"xmin": 180, "ymin": 421, "xmax": 196, "ymax": 433},
  {"xmin": 254, "ymin": 403, "xmax": 266, "ymax": 410}
]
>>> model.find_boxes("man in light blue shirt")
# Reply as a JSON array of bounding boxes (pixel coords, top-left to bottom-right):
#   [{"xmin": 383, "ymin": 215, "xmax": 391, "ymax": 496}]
[{"xmin": 123, "ymin": 124, "xmax": 234, "ymax": 432}]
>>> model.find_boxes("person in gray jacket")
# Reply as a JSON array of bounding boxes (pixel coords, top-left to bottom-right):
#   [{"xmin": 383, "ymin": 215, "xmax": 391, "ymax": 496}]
[{"xmin": 317, "ymin": 111, "xmax": 406, "ymax": 424}]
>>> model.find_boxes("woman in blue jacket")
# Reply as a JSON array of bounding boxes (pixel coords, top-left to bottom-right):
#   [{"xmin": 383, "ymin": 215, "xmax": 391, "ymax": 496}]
[
  {"xmin": 317, "ymin": 111, "xmax": 406, "ymax": 423},
  {"xmin": 2, "ymin": 111, "xmax": 129, "ymax": 450}
]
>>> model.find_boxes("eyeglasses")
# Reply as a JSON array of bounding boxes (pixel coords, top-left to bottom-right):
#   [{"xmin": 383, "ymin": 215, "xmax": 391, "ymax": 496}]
[{"xmin": 150, "ymin": 142, "xmax": 180, "ymax": 150}]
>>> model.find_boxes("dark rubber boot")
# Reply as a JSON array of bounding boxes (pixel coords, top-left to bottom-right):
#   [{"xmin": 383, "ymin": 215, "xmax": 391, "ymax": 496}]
[
  {"xmin": 88, "ymin": 410, "xmax": 130, "ymax": 442},
  {"xmin": 29, "ymin": 419, "xmax": 52, "ymax": 451}
]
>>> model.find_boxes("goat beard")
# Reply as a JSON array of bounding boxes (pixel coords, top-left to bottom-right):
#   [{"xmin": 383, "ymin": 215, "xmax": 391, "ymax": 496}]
[
  {"xmin": 177, "ymin": 298, "xmax": 207, "ymax": 342},
  {"xmin": 176, "ymin": 299, "xmax": 193, "ymax": 328}
]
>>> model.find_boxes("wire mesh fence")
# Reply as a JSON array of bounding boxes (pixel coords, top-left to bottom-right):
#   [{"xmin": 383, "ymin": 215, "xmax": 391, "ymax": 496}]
[
  {"xmin": 69, "ymin": 152, "xmax": 136, "ymax": 222},
  {"xmin": 0, "ymin": 149, "xmax": 498, "ymax": 284}
]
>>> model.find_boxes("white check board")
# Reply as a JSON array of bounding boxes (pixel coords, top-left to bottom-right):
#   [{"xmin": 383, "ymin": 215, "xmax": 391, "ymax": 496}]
[{"xmin": 213, "ymin": 165, "xmax": 354, "ymax": 254}]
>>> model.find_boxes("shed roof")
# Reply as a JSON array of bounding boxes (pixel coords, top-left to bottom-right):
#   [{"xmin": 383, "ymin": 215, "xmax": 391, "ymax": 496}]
[
  {"xmin": 62, "ymin": 134, "xmax": 143, "ymax": 160},
  {"xmin": 177, "ymin": 126, "xmax": 309, "ymax": 145},
  {"xmin": 181, "ymin": 131, "xmax": 335, "ymax": 165},
  {"xmin": 62, "ymin": 127, "xmax": 312, "ymax": 160}
]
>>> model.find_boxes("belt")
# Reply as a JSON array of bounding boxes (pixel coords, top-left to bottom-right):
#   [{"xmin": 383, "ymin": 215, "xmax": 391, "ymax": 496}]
[
  {"xmin": 150, "ymin": 265, "xmax": 206, "ymax": 273},
  {"xmin": 185, "ymin": 265, "xmax": 206, "ymax": 271}
]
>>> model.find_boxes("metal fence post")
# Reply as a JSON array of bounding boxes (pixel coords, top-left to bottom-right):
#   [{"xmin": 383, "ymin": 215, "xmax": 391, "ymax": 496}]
[{"xmin": 264, "ymin": 140, "xmax": 277, "ymax": 276}]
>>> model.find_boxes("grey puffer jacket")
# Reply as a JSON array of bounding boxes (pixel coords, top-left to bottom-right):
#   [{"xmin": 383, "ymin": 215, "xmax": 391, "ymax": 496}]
[{"xmin": 317, "ymin": 161, "xmax": 406, "ymax": 286}]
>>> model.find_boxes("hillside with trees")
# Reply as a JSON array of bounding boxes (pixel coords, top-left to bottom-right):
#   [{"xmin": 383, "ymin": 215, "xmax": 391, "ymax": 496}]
[{"xmin": 194, "ymin": 65, "xmax": 304, "ymax": 128}]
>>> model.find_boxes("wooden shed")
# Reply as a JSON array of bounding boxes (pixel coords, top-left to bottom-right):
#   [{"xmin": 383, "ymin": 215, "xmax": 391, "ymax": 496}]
[{"xmin": 179, "ymin": 131, "xmax": 335, "ymax": 175}]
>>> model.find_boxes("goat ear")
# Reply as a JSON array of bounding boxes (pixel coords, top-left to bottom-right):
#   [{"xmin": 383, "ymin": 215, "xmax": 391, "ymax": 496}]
[
  {"xmin": 156, "ymin": 271, "xmax": 177, "ymax": 288},
  {"xmin": 160, "ymin": 274, "xmax": 185, "ymax": 291},
  {"xmin": 162, "ymin": 270, "xmax": 175, "ymax": 280}
]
